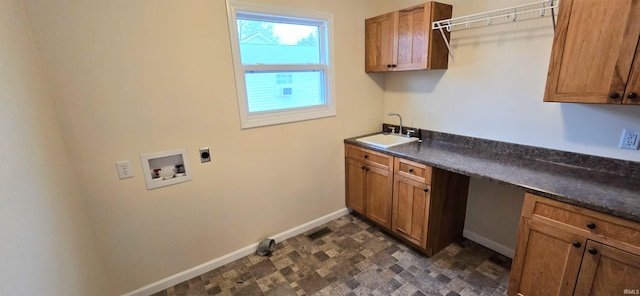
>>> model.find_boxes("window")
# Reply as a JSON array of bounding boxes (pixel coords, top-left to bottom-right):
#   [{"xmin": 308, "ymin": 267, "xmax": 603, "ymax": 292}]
[
  {"xmin": 227, "ymin": 1, "xmax": 335, "ymax": 129},
  {"xmin": 276, "ymin": 74, "xmax": 292, "ymax": 85},
  {"xmin": 276, "ymin": 74, "xmax": 293, "ymax": 97}
]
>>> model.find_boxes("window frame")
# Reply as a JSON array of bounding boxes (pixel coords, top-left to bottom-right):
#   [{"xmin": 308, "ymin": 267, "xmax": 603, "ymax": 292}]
[{"xmin": 226, "ymin": 0, "xmax": 336, "ymax": 129}]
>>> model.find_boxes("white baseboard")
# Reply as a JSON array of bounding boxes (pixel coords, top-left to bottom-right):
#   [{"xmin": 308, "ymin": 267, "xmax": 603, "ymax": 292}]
[
  {"xmin": 463, "ymin": 229, "xmax": 515, "ymax": 258},
  {"xmin": 122, "ymin": 208, "xmax": 350, "ymax": 296}
]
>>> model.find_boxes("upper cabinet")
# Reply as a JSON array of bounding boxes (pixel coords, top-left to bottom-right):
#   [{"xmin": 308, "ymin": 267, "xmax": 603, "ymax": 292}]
[
  {"xmin": 365, "ymin": 2, "xmax": 453, "ymax": 73},
  {"xmin": 545, "ymin": 0, "xmax": 640, "ymax": 104}
]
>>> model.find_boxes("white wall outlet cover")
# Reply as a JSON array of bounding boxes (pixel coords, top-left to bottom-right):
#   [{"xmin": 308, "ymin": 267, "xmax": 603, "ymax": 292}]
[
  {"xmin": 116, "ymin": 160, "xmax": 134, "ymax": 179},
  {"xmin": 619, "ymin": 129, "xmax": 640, "ymax": 150}
]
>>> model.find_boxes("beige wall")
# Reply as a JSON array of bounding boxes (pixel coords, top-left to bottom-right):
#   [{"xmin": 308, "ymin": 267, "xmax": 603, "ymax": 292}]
[
  {"xmin": 0, "ymin": 0, "xmax": 112, "ymax": 295},
  {"xmin": 377, "ymin": 0, "xmax": 640, "ymax": 251},
  {"xmin": 465, "ymin": 179, "xmax": 524, "ymax": 255},
  {"xmin": 24, "ymin": 0, "xmax": 384, "ymax": 293}
]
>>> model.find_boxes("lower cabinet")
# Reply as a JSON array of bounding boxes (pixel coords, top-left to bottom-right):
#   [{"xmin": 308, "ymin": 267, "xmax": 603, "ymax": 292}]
[
  {"xmin": 345, "ymin": 145, "xmax": 393, "ymax": 229},
  {"xmin": 345, "ymin": 158, "xmax": 367, "ymax": 214},
  {"xmin": 508, "ymin": 193, "xmax": 640, "ymax": 296},
  {"xmin": 508, "ymin": 218, "xmax": 585, "ymax": 296},
  {"xmin": 365, "ymin": 166, "xmax": 393, "ymax": 228},
  {"xmin": 392, "ymin": 174, "xmax": 430, "ymax": 248},
  {"xmin": 345, "ymin": 144, "xmax": 469, "ymax": 256},
  {"xmin": 573, "ymin": 240, "xmax": 640, "ymax": 295}
]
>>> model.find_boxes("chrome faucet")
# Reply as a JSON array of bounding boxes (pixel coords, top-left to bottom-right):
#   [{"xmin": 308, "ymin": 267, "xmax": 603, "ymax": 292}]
[{"xmin": 387, "ymin": 112, "xmax": 402, "ymax": 136}]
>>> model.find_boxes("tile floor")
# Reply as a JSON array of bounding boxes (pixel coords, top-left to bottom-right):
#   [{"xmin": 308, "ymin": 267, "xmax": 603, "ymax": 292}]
[{"xmin": 152, "ymin": 214, "xmax": 512, "ymax": 296}]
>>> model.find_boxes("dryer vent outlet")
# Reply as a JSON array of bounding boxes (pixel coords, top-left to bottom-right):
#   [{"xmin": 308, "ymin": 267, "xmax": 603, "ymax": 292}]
[{"xmin": 199, "ymin": 148, "xmax": 211, "ymax": 163}]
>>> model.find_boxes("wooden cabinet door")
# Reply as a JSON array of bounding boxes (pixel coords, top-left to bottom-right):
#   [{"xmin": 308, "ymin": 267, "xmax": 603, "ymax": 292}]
[
  {"xmin": 545, "ymin": 0, "xmax": 640, "ymax": 104},
  {"xmin": 365, "ymin": 165, "xmax": 393, "ymax": 229},
  {"xmin": 392, "ymin": 174, "xmax": 430, "ymax": 248},
  {"xmin": 345, "ymin": 158, "xmax": 366, "ymax": 214},
  {"xmin": 395, "ymin": 5, "xmax": 427, "ymax": 71},
  {"xmin": 365, "ymin": 12, "xmax": 398, "ymax": 73},
  {"xmin": 624, "ymin": 42, "xmax": 640, "ymax": 105},
  {"xmin": 573, "ymin": 241, "xmax": 640, "ymax": 295},
  {"xmin": 508, "ymin": 219, "xmax": 586, "ymax": 296}
]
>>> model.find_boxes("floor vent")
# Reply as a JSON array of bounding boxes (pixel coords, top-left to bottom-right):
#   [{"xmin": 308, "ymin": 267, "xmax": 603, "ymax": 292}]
[{"xmin": 307, "ymin": 227, "xmax": 332, "ymax": 240}]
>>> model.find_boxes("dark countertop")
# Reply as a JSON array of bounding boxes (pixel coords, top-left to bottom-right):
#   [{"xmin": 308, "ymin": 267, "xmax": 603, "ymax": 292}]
[{"xmin": 345, "ymin": 132, "xmax": 640, "ymax": 223}]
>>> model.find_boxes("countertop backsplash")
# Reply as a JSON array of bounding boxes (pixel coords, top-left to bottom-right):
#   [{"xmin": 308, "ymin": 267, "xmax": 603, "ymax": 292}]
[{"xmin": 382, "ymin": 123, "xmax": 640, "ymax": 179}]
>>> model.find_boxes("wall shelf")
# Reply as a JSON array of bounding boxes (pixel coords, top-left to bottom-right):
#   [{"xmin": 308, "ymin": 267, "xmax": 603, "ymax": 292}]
[{"xmin": 432, "ymin": 0, "xmax": 559, "ymax": 61}]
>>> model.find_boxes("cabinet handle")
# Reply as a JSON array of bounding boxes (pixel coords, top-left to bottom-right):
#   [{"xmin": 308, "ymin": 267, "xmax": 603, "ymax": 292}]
[
  {"xmin": 586, "ymin": 222, "xmax": 596, "ymax": 229},
  {"xmin": 366, "ymin": 168, "xmax": 370, "ymax": 171},
  {"xmin": 588, "ymin": 248, "xmax": 598, "ymax": 255},
  {"xmin": 361, "ymin": 166, "xmax": 366, "ymax": 170},
  {"xmin": 364, "ymin": 155, "xmax": 368, "ymax": 159},
  {"xmin": 387, "ymin": 64, "xmax": 391, "ymax": 68},
  {"xmin": 409, "ymin": 168, "xmax": 414, "ymax": 173},
  {"xmin": 572, "ymin": 241, "xmax": 581, "ymax": 248},
  {"xmin": 610, "ymin": 92, "xmax": 620, "ymax": 99},
  {"xmin": 628, "ymin": 92, "xmax": 638, "ymax": 99},
  {"xmin": 423, "ymin": 188, "xmax": 429, "ymax": 193},
  {"xmin": 391, "ymin": 64, "xmax": 397, "ymax": 68}
]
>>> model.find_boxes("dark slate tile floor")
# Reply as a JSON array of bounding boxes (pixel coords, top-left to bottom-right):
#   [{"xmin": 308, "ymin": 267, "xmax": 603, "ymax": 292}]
[{"xmin": 152, "ymin": 214, "xmax": 511, "ymax": 296}]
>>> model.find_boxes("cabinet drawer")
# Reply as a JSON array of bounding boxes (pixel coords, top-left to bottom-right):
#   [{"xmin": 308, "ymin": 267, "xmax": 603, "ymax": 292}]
[
  {"xmin": 522, "ymin": 193, "xmax": 640, "ymax": 250},
  {"xmin": 345, "ymin": 144, "xmax": 393, "ymax": 171},
  {"xmin": 394, "ymin": 157, "xmax": 432, "ymax": 184}
]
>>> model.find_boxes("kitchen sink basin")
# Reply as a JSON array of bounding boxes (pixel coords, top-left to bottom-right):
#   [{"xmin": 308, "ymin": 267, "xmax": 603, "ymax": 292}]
[{"xmin": 356, "ymin": 133, "xmax": 419, "ymax": 148}]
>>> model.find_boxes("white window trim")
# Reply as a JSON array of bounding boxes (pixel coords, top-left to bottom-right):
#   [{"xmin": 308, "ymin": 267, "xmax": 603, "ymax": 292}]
[{"xmin": 226, "ymin": 0, "xmax": 336, "ymax": 129}]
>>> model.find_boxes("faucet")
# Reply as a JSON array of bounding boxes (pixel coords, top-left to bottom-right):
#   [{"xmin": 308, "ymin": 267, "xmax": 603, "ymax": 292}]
[{"xmin": 387, "ymin": 112, "xmax": 402, "ymax": 136}]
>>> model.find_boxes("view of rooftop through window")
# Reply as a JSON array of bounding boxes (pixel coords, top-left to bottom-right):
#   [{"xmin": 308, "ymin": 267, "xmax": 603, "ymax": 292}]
[
  {"xmin": 238, "ymin": 20, "xmax": 318, "ymax": 45},
  {"xmin": 237, "ymin": 19, "xmax": 320, "ymax": 65},
  {"xmin": 236, "ymin": 17, "xmax": 325, "ymax": 113}
]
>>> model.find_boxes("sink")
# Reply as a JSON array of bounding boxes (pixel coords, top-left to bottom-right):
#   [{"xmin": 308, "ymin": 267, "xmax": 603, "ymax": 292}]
[{"xmin": 356, "ymin": 133, "xmax": 419, "ymax": 148}]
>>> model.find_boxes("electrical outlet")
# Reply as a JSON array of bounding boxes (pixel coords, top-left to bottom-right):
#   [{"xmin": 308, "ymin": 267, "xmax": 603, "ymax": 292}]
[
  {"xmin": 199, "ymin": 148, "xmax": 211, "ymax": 163},
  {"xmin": 619, "ymin": 129, "xmax": 640, "ymax": 150},
  {"xmin": 116, "ymin": 160, "xmax": 133, "ymax": 179}
]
